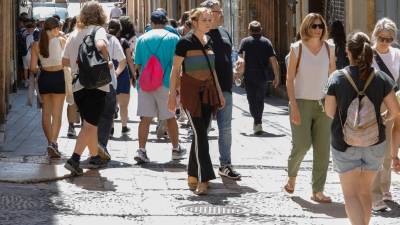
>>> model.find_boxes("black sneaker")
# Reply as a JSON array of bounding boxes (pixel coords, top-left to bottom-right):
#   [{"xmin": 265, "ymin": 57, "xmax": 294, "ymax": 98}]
[
  {"xmin": 218, "ymin": 165, "xmax": 241, "ymax": 180},
  {"xmin": 64, "ymin": 158, "xmax": 83, "ymax": 176},
  {"xmin": 87, "ymin": 155, "xmax": 107, "ymax": 169},
  {"xmin": 122, "ymin": 126, "xmax": 130, "ymax": 135}
]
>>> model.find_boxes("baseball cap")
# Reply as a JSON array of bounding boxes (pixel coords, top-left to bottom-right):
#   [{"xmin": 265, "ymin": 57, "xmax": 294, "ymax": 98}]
[{"xmin": 151, "ymin": 10, "xmax": 167, "ymax": 24}]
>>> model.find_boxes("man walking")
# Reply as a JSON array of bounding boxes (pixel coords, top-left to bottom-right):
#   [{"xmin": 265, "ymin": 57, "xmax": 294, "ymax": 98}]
[
  {"xmin": 134, "ymin": 10, "xmax": 185, "ymax": 163},
  {"xmin": 237, "ymin": 21, "xmax": 280, "ymax": 135},
  {"xmin": 200, "ymin": 0, "xmax": 241, "ymax": 180}
]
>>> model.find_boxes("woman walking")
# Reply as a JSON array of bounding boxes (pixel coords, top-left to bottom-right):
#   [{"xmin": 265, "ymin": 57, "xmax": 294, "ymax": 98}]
[
  {"xmin": 370, "ymin": 18, "xmax": 400, "ymax": 212},
  {"xmin": 284, "ymin": 13, "xmax": 336, "ymax": 203},
  {"xmin": 325, "ymin": 32, "xmax": 399, "ymax": 225},
  {"xmin": 328, "ymin": 20, "xmax": 349, "ymax": 69},
  {"xmin": 168, "ymin": 7, "xmax": 225, "ymax": 195},
  {"xmin": 108, "ymin": 19, "xmax": 133, "ymax": 135},
  {"xmin": 62, "ymin": 1, "xmax": 111, "ymax": 174},
  {"xmin": 30, "ymin": 17, "xmax": 66, "ymax": 158}
]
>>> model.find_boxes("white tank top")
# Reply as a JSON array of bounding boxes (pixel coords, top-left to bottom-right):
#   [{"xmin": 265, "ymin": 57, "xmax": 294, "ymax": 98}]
[
  {"xmin": 292, "ymin": 41, "xmax": 332, "ymax": 100},
  {"xmin": 39, "ymin": 37, "xmax": 63, "ymax": 67}
]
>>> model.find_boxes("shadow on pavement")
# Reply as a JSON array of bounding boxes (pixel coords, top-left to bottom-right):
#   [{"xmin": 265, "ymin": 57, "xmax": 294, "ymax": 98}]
[
  {"xmin": 377, "ymin": 200, "xmax": 400, "ymax": 217},
  {"xmin": 187, "ymin": 180, "xmax": 258, "ymax": 205},
  {"xmin": 291, "ymin": 196, "xmax": 347, "ymax": 218},
  {"xmin": 240, "ymin": 131, "xmax": 285, "ymax": 138},
  {"xmin": 66, "ymin": 169, "xmax": 117, "ymax": 192},
  {"xmin": 110, "ymin": 135, "xmax": 136, "ymax": 142}
]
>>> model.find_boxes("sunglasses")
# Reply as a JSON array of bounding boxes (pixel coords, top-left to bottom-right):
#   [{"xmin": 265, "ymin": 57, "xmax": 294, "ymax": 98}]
[
  {"xmin": 311, "ymin": 23, "xmax": 324, "ymax": 29},
  {"xmin": 377, "ymin": 36, "xmax": 394, "ymax": 43}
]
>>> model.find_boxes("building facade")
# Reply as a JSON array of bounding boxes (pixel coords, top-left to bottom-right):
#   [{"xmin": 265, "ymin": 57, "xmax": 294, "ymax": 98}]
[{"xmin": 0, "ymin": 0, "xmax": 18, "ymax": 130}]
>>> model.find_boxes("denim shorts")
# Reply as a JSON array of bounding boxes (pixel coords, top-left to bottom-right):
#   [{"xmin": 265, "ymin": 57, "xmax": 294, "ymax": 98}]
[{"xmin": 331, "ymin": 141, "xmax": 386, "ymax": 174}]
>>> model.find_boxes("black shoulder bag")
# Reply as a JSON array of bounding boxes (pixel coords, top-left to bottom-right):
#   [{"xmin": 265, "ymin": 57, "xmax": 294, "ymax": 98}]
[{"xmin": 373, "ymin": 49, "xmax": 398, "ymax": 91}]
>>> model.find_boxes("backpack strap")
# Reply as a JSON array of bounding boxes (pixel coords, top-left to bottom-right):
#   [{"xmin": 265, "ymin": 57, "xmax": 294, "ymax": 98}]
[
  {"xmin": 295, "ymin": 43, "xmax": 302, "ymax": 74},
  {"xmin": 324, "ymin": 41, "xmax": 331, "ymax": 61},
  {"xmin": 342, "ymin": 69, "xmax": 375, "ymax": 96}
]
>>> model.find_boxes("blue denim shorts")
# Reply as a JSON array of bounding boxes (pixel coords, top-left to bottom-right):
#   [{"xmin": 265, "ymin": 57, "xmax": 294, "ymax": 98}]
[{"xmin": 331, "ymin": 141, "xmax": 386, "ymax": 174}]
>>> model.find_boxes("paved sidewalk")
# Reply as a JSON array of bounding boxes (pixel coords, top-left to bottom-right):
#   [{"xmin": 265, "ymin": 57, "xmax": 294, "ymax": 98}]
[{"xmin": 0, "ymin": 88, "xmax": 399, "ymax": 225}]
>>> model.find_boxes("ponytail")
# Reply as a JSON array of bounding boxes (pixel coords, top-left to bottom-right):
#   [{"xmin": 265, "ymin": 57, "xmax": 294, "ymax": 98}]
[
  {"xmin": 346, "ymin": 32, "xmax": 373, "ymax": 80},
  {"xmin": 39, "ymin": 30, "xmax": 49, "ymax": 58},
  {"xmin": 358, "ymin": 42, "xmax": 373, "ymax": 80},
  {"xmin": 39, "ymin": 17, "xmax": 60, "ymax": 58}
]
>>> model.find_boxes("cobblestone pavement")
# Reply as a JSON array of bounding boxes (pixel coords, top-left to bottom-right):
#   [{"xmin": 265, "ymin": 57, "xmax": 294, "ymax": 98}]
[{"xmin": 0, "ymin": 88, "xmax": 400, "ymax": 225}]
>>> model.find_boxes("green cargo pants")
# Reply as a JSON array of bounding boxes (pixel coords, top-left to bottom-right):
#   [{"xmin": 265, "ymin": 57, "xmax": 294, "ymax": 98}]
[{"xmin": 288, "ymin": 99, "xmax": 332, "ymax": 193}]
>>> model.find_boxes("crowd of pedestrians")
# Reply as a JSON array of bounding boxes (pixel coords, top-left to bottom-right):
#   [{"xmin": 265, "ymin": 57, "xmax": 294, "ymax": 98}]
[{"xmin": 15, "ymin": 0, "xmax": 400, "ymax": 224}]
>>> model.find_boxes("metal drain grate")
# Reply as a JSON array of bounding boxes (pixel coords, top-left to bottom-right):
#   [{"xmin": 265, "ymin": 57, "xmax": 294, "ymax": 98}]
[{"xmin": 178, "ymin": 204, "xmax": 249, "ymax": 215}]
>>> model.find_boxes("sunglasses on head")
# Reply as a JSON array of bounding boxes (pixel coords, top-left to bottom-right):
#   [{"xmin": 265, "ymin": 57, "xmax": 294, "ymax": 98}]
[
  {"xmin": 311, "ymin": 23, "xmax": 324, "ymax": 29},
  {"xmin": 378, "ymin": 36, "xmax": 394, "ymax": 43}
]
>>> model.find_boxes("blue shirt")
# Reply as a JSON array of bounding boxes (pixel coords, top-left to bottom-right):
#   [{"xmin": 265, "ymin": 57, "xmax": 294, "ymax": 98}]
[{"xmin": 135, "ymin": 29, "xmax": 179, "ymax": 89}]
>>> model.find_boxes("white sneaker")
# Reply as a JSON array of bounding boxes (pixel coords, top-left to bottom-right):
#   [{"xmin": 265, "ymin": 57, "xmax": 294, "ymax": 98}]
[
  {"xmin": 253, "ymin": 124, "xmax": 263, "ymax": 135},
  {"xmin": 372, "ymin": 200, "xmax": 389, "ymax": 212},
  {"xmin": 134, "ymin": 149, "xmax": 149, "ymax": 164},
  {"xmin": 172, "ymin": 144, "xmax": 186, "ymax": 160}
]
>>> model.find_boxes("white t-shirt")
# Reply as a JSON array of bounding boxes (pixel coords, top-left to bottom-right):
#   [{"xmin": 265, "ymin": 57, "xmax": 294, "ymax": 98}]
[
  {"xmin": 62, "ymin": 26, "xmax": 110, "ymax": 92},
  {"xmin": 110, "ymin": 7, "xmax": 122, "ymax": 19},
  {"xmin": 372, "ymin": 47, "xmax": 400, "ymax": 82},
  {"xmin": 108, "ymin": 35, "xmax": 126, "ymax": 89}
]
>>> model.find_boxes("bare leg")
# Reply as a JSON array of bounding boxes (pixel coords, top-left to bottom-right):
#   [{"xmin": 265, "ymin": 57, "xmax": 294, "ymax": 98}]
[
  {"xmin": 339, "ymin": 168, "xmax": 367, "ymax": 225},
  {"xmin": 49, "ymin": 94, "xmax": 65, "ymax": 144},
  {"xmin": 359, "ymin": 170, "xmax": 378, "ymax": 225},
  {"xmin": 117, "ymin": 93, "xmax": 130, "ymax": 127},
  {"xmin": 73, "ymin": 120, "xmax": 98, "ymax": 156},
  {"xmin": 166, "ymin": 117, "xmax": 179, "ymax": 148},
  {"xmin": 40, "ymin": 94, "xmax": 52, "ymax": 144},
  {"xmin": 138, "ymin": 117, "xmax": 152, "ymax": 149}
]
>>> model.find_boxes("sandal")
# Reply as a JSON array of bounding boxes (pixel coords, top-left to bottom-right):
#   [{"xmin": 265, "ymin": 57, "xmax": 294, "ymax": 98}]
[
  {"xmin": 311, "ymin": 192, "xmax": 332, "ymax": 203},
  {"xmin": 188, "ymin": 176, "xmax": 198, "ymax": 191},
  {"xmin": 284, "ymin": 183, "xmax": 295, "ymax": 194}
]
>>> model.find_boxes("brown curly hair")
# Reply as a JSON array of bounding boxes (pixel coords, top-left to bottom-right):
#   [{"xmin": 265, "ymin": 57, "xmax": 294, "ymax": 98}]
[{"xmin": 79, "ymin": 1, "xmax": 107, "ymax": 26}]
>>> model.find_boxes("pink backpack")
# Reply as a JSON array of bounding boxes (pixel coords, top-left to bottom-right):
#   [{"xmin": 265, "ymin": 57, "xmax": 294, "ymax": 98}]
[{"xmin": 139, "ymin": 34, "xmax": 168, "ymax": 92}]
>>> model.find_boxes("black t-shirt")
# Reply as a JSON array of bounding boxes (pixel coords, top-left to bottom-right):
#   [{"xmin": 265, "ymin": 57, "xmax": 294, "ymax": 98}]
[
  {"xmin": 119, "ymin": 37, "xmax": 130, "ymax": 55},
  {"xmin": 207, "ymin": 27, "xmax": 233, "ymax": 93},
  {"xmin": 238, "ymin": 35, "xmax": 276, "ymax": 82},
  {"xmin": 325, "ymin": 66, "xmax": 395, "ymax": 151},
  {"xmin": 175, "ymin": 31, "xmax": 216, "ymax": 78}
]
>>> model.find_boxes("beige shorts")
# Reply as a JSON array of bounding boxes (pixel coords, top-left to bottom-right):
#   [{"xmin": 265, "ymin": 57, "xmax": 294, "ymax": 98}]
[{"xmin": 137, "ymin": 86, "xmax": 174, "ymax": 120}]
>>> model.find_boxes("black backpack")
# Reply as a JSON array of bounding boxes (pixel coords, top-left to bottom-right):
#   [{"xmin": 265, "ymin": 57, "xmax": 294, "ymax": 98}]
[{"xmin": 77, "ymin": 26, "xmax": 111, "ymax": 89}]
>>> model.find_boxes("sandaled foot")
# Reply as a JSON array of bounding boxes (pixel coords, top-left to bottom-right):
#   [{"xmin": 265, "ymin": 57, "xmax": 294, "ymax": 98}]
[
  {"xmin": 188, "ymin": 176, "xmax": 198, "ymax": 191},
  {"xmin": 195, "ymin": 182, "xmax": 208, "ymax": 195},
  {"xmin": 284, "ymin": 183, "xmax": 295, "ymax": 194},
  {"xmin": 311, "ymin": 192, "xmax": 332, "ymax": 203}
]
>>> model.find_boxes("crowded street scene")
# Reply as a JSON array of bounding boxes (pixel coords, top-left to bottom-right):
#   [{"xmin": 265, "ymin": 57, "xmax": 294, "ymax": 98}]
[{"xmin": 1, "ymin": 0, "xmax": 400, "ymax": 224}]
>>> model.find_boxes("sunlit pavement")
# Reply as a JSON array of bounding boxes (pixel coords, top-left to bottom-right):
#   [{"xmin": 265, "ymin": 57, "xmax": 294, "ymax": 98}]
[{"xmin": 1, "ymin": 85, "xmax": 399, "ymax": 225}]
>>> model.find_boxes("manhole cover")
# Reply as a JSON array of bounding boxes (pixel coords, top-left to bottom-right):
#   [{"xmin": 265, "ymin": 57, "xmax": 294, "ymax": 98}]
[{"xmin": 177, "ymin": 204, "xmax": 249, "ymax": 215}]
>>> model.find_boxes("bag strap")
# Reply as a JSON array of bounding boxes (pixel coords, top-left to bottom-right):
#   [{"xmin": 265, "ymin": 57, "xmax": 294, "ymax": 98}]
[
  {"xmin": 193, "ymin": 35, "xmax": 214, "ymax": 76},
  {"xmin": 295, "ymin": 41, "xmax": 330, "ymax": 75},
  {"xmin": 373, "ymin": 49, "xmax": 395, "ymax": 81},
  {"xmin": 144, "ymin": 32, "xmax": 169, "ymax": 56},
  {"xmin": 342, "ymin": 68, "xmax": 375, "ymax": 96},
  {"xmin": 295, "ymin": 43, "xmax": 302, "ymax": 74}
]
